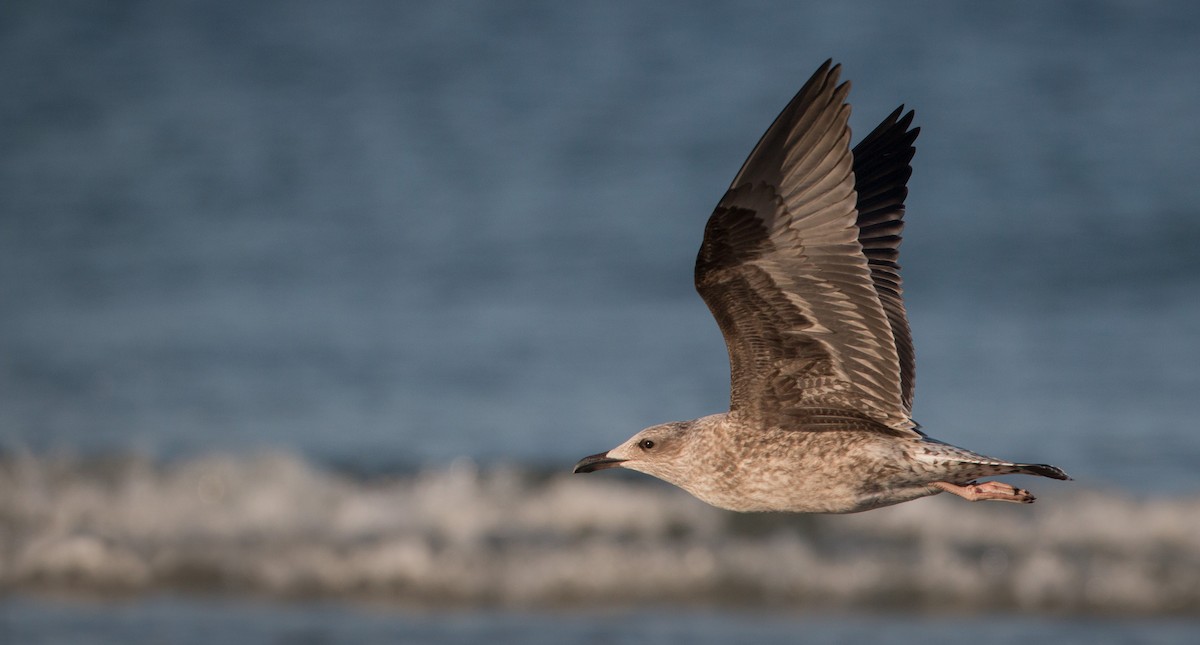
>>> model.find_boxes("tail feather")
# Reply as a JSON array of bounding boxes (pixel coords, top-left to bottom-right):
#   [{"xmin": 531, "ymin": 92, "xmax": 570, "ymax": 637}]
[
  {"xmin": 1015, "ymin": 463, "xmax": 1071, "ymax": 481},
  {"xmin": 916, "ymin": 441, "xmax": 1072, "ymax": 482}
]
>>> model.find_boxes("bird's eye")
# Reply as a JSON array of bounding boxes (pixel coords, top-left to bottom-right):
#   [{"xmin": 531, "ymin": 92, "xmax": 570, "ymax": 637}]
[{"xmin": 639, "ymin": 439, "xmax": 656, "ymax": 450}]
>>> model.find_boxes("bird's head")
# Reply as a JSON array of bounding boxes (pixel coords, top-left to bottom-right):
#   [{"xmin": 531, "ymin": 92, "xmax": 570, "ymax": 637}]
[{"xmin": 572, "ymin": 421, "xmax": 696, "ymax": 484}]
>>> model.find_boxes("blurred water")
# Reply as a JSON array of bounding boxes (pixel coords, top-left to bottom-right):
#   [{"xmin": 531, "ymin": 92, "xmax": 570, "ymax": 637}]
[
  {"xmin": 4, "ymin": 596, "xmax": 1199, "ymax": 645},
  {"xmin": 2, "ymin": 1, "xmax": 1200, "ymax": 641}
]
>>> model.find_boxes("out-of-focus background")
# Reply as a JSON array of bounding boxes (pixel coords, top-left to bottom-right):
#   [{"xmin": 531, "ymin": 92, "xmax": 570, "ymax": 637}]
[{"xmin": 3, "ymin": 1, "xmax": 1198, "ymax": 643}]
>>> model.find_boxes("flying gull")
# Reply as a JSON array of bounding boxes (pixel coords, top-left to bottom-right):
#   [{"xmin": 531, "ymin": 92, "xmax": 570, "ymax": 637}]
[{"xmin": 574, "ymin": 61, "xmax": 1069, "ymax": 513}]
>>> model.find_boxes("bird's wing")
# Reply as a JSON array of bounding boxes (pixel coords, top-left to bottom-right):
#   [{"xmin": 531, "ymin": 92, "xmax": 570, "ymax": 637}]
[
  {"xmin": 694, "ymin": 61, "xmax": 919, "ymax": 435},
  {"xmin": 851, "ymin": 106, "xmax": 919, "ymax": 413}
]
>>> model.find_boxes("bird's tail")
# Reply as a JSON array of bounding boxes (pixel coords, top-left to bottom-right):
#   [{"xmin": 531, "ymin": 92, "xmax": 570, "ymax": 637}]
[
  {"xmin": 917, "ymin": 440, "xmax": 1072, "ymax": 481},
  {"xmin": 1012, "ymin": 462, "xmax": 1072, "ymax": 481}
]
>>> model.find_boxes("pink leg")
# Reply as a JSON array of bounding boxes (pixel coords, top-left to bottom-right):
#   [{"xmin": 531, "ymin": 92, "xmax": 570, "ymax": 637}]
[{"xmin": 932, "ymin": 480, "xmax": 1035, "ymax": 504}]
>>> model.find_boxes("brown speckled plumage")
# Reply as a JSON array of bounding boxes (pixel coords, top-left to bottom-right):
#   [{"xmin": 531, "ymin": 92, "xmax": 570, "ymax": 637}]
[{"xmin": 574, "ymin": 61, "xmax": 1069, "ymax": 513}]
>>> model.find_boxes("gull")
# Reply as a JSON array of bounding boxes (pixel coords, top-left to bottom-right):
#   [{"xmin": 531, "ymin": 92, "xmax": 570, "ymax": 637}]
[{"xmin": 573, "ymin": 61, "xmax": 1069, "ymax": 513}]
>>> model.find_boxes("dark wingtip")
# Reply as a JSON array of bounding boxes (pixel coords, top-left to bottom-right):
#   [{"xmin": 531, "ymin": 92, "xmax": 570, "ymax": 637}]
[{"xmin": 819, "ymin": 59, "xmax": 844, "ymax": 88}]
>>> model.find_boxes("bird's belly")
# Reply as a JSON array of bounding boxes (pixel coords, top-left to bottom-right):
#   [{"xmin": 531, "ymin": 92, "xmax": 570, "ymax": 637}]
[
  {"xmin": 701, "ymin": 471, "xmax": 938, "ymax": 514},
  {"xmin": 689, "ymin": 432, "xmax": 936, "ymax": 513}
]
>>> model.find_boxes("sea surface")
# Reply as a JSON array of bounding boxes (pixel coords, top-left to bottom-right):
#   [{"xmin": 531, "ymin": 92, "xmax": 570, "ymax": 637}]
[{"xmin": 3, "ymin": 1, "xmax": 1200, "ymax": 642}]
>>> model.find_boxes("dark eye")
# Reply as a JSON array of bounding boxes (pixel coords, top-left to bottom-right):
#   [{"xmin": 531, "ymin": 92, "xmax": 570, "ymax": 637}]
[{"xmin": 639, "ymin": 439, "xmax": 655, "ymax": 450}]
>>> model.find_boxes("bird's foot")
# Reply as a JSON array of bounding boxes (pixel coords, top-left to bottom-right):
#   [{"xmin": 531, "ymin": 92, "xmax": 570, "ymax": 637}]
[{"xmin": 932, "ymin": 480, "xmax": 1035, "ymax": 504}]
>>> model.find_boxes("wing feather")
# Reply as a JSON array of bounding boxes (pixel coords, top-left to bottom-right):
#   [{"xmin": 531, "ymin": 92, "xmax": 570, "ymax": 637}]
[{"xmin": 851, "ymin": 107, "xmax": 919, "ymax": 412}]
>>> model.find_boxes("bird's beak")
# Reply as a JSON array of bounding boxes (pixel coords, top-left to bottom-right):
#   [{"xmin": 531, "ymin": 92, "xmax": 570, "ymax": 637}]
[{"xmin": 573, "ymin": 451, "xmax": 626, "ymax": 473}]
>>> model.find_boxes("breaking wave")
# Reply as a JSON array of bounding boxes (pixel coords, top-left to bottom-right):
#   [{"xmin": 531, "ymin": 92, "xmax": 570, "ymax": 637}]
[{"xmin": 2, "ymin": 452, "xmax": 1197, "ymax": 615}]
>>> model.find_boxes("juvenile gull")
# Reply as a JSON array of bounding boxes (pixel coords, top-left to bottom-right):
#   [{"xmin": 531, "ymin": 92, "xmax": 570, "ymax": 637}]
[{"xmin": 574, "ymin": 61, "xmax": 1070, "ymax": 513}]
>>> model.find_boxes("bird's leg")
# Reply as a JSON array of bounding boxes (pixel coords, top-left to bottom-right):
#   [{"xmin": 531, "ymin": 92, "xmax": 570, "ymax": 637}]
[{"xmin": 932, "ymin": 480, "xmax": 1035, "ymax": 504}]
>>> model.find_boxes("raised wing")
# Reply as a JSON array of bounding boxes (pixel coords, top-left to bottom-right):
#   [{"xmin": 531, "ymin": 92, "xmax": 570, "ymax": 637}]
[{"xmin": 694, "ymin": 61, "xmax": 918, "ymax": 435}]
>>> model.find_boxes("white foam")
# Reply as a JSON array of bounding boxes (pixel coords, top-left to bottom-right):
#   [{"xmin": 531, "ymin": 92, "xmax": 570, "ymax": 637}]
[{"xmin": 2, "ymin": 452, "xmax": 1197, "ymax": 614}]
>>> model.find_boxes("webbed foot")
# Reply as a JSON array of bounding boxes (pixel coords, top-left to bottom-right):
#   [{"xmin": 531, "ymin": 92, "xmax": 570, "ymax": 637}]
[{"xmin": 932, "ymin": 480, "xmax": 1035, "ymax": 504}]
